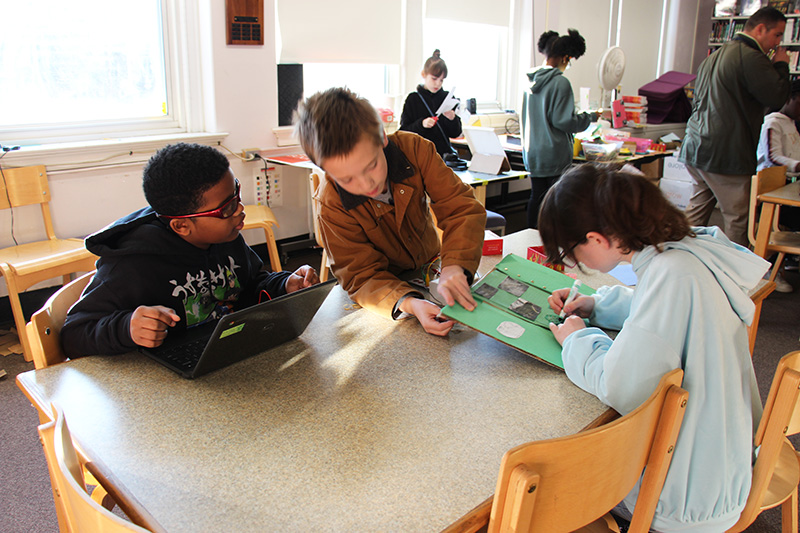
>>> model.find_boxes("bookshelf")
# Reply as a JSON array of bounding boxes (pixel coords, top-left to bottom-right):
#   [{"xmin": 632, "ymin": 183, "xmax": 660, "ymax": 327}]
[{"xmin": 708, "ymin": 14, "xmax": 800, "ymax": 75}]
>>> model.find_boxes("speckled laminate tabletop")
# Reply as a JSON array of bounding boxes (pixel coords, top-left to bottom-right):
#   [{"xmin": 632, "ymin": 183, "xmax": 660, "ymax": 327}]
[{"xmin": 18, "ymin": 231, "xmax": 611, "ymax": 533}]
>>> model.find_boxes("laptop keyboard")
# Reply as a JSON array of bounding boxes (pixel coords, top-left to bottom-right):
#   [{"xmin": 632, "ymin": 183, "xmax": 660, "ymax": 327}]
[{"xmin": 157, "ymin": 338, "xmax": 207, "ymax": 370}]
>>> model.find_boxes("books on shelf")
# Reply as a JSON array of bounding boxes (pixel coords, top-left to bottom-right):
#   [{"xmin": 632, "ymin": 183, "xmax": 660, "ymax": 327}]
[
  {"xmin": 710, "ymin": 19, "xmax": 745, "ymax": 43},
  {"xmin": 785, "ymin": 17, "xmax": 800, "ymax": 44}
]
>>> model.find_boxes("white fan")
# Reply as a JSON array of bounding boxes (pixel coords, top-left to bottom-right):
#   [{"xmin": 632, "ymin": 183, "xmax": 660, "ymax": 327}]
[{"xmin": 598, "ymin": 46, "xmax": 626, "ymax": 108}]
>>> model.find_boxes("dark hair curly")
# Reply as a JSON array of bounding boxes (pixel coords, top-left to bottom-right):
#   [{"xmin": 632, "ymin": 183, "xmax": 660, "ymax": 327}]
[
  {"xmin": 142, "ymin": 143, "xmax": 230, "ymax": 216},
  {"xmin": 538, "ymin": 29, "xmax": 586, "ymax": 60},
  {"xmin": 537, "ymin": 31, "xmax": 559, "ymax": 55},
  {"xmin": 538, "ymin": 164, "xmax": 694, "ymax": 266}
]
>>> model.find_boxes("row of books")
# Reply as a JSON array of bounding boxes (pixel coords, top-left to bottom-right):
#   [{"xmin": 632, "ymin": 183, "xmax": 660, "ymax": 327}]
[
  {"xmin": 784, "ymin": 50, "xmax": 800, "ymax": 71},
  {"xmin": 785, "ymin": 18, "xmax": 800, "ymax": 43},
  {"xmin": 711, "ymin": 17, "xmax": 800, "ymax": 45},
  {"xmin": 709, "ymin": 20, "xmax": 745, "ymax": 43}
]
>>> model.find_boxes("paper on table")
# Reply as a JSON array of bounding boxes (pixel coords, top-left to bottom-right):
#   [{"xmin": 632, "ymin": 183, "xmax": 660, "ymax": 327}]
[{"xmin": 435, "ymin": 87, "xmax": 460, "ymax": 115}]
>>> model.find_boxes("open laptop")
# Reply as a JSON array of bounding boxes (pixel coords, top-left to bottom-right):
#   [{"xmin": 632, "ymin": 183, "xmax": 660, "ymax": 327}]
[{"xmin": 140, "ymin": 280, "xmax": 337, "ymax": 379}]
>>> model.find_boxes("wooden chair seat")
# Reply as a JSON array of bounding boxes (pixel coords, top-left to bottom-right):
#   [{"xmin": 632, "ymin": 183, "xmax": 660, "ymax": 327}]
[
  {"xmin": 0, "ymin": 239, "xmax": 93, "ymax": 276},
  {"xmin": 767, "ymin": 231, "xmax": 800, "ymax": 252}
]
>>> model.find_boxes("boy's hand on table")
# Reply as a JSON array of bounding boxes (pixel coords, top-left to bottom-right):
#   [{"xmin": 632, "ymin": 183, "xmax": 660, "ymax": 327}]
[
  {"xmin": 130, "ymin": 305, "xmax": 180, "ymax": 348},
  {"xmin": 437, "ymin": 265, "xmax": 477, "ymax": 311},
  {"xmin": 285, "ymin": 265, "xmax": 320, "ymax": 293},
  {"xmin": 549, "ymin": 316, "xmax": 586, "ymax": 345},
  {"xmin": 400, "ymin": 297, "xmax": 455, "ymax": 336},
  {"xmin": 548, "ymin": 289, "xmax": 594, "ymax": 319}
]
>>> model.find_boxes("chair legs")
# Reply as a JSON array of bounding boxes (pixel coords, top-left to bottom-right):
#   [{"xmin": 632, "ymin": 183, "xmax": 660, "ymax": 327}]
[
  {"xmin": 0, "ymin": 266, "xmax": 33, "ymax": 361},
  {"xmin": 781, "ymin": 482, "xmax": 798, "ymax": 533},
  {"xmin": 768, "ymin": 253, "xmax": 786, "ymax": 284},
  {"xmin": 320, "ymin": 249, "xmax": 329, "ymax": 282},
  {"xmin": 262, "ymin": 226, "xmax": 282, "ymax": 272}
]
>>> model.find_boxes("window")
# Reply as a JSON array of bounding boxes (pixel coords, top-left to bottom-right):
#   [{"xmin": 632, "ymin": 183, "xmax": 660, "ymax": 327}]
[
  {"xmin": 302, "ymin": 63, "xmax": 399, "ymax": 109},
  {"xmin": 0, "ymin": 0, "xmax": 197, "ymax": 146},
  {"xmin": 422, "ymin": 19, "xmax": 508, "ymax": 107}
]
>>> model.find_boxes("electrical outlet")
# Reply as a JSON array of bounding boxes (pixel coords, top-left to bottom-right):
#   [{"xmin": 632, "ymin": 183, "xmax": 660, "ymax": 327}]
[
  {"xmin": 242, "ymin": 148, "xmax": 260, "ymax": 160},
  {"xmin": 267, "ymin": 166, "xmax": 283, "ymax": 207},
  {"xmin": 253, "ymin": 163, "xmax": 283, "ymax": 207}
]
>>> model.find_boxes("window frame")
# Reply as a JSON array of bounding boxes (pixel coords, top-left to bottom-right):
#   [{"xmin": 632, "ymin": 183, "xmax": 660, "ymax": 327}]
[{"xmin": 0, "ymin": 0, "xmax": 203, "ymax": 148}]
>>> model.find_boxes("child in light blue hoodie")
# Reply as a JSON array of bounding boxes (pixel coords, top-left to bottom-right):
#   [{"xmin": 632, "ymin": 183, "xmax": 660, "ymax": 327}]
[{"xmin": 540, "ymin": 164, "xmax": 770, "ymax": 532}]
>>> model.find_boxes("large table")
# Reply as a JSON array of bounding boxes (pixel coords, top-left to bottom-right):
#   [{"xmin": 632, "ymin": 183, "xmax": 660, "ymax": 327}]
[{"xmin": 17, "ymin": 231, "xmax": 613, "ymax": 533}]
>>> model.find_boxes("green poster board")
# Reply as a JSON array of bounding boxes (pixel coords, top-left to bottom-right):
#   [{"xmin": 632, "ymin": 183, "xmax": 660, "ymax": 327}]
[{"xmin": 441, "ymin": 254, "xmax": 595, "ymax": 368}]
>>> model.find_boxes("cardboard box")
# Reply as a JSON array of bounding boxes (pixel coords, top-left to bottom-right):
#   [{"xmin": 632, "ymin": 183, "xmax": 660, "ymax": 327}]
[
  {"xmin": 482, "ymin": 230, "xmax": 503, "ymax": 256},
  {"xmin": 527, "ymin": 246, "xmax": 565, "ymax": 272},
  {"xmin": 663, "ymin": 155, "xmax": 693, "ymax": 182},
  {"xmin": 660, "ymin": 178, "xmax": 693, "ymax": 210}
]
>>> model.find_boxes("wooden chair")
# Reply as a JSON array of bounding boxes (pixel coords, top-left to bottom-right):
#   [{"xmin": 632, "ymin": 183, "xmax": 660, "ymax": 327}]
[
  {"xmin": 748, "ymin": 166, "xmax": 800, "ymax": 284},
  {"xmin": 726, "ymin": 350, "xmax": 800, "ymax": 533},
  {"xmin": 38, "ymin": 403, "xmax": 152, "ymax": 532},
  {"xmin": 310, "ymin": 172, "xmax": 330, "ymax": 282},
  {"xmin": 26, "ymin": 270, "xmax": 94, "ymax": 371},
  {"xmin": 488, "ymin": 369, "xmax": 688, "ymax": 533},
  {"xmin": 0, "ymin": 165, "xmax": 97, "ymax": 361},
  {"xmin": 242, "ymin": 204, "xmax": 282, "ymax": 272}
]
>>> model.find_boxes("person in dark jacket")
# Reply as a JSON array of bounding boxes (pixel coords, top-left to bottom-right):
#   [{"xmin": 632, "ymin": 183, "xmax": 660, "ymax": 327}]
[
  {"xmin": 679, "ymin": 6, "xmax": 790, "ymax": 246},
  {"xmin": 400, "ymin": 49, "xmax": 462, "ymax": 158},
  {"xmin": 61, "ymin": 143, "xmax": 318, "ymax": 357},
  {"xmin": 521, "ymin": 29, "xmax": 598, "ymax": 229}
]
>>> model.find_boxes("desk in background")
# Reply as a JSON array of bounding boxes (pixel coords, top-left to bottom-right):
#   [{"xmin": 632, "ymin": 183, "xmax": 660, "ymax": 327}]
[
  {"xmin": 17, "ymin": 232, "xmax": 609, "ymax": 533},
  {"xmin": 753, "ymin": 180, "xmax": 800, "ymax": 260},
  {"xmin": 454, "ymin": 169, "xmax": 528, "ymax": 206}
]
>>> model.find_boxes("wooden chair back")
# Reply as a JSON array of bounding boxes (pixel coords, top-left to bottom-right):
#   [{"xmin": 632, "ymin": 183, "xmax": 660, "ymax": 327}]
[
  {"xmin": 0, "ymin": 165, "xmax": 57, "ymax": 240},
  {"xmin": 310, "ymin": 172, "xmax": 329, "ymax": 282},
  {"xmin": 242, "ymin": 204, "xmax": 282, "ymax": 271},
  {"xmin": 488, "ymin": 369, "xmax": 688, "ymax": 533},
  {"xmin": 26, "ymin": 271, "xmax": 94, "ymax": 369},
  {"xmin": 37, "ymin": 404, "xmax": 151, "ymax": 532},
  {"xmin": 748, "ymin": 166, "xmax": 787, "ymax": 248},
  {"xmin": 726, "ymin": 350, "xmax": 800, "ymax": 532}
]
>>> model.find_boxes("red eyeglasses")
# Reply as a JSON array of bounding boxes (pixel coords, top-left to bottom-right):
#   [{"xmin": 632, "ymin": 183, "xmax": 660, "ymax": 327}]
[{"xmin": 159, "ymin": 180, "xmax": 242, "ymax": 220}]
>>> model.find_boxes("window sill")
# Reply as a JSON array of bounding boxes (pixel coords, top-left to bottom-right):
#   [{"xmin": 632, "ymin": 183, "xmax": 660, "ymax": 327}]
[{"xmin": 0, "ymin": 132, "xmax": 229, "ymax": 173}]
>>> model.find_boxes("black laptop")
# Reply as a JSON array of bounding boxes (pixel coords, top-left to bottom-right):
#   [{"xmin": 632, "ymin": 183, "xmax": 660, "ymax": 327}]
[{"xmin": 140, "ymin": 280, "xmax": 337, "ymax": 378}]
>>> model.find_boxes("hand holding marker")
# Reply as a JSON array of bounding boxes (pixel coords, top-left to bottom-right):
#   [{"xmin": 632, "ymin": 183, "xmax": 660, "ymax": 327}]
[{"xmin": 558, "ymin": 279, "xmax": 582, "ymax": 319}]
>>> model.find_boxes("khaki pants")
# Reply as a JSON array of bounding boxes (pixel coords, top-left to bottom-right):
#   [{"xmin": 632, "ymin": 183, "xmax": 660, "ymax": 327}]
[{"xmin": 684, "ymin": 165, "xmax": 750, "ymax": 247}]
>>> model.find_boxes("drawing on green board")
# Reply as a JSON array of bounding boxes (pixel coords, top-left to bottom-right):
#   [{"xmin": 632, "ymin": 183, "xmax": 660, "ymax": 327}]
[{"xmin": 441, "ymin": 253, "xmax": 595, "ymax": 369}]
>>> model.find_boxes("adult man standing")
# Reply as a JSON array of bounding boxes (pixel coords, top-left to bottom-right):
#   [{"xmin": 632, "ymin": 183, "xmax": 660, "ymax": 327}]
[{"xmin": 679, "ymin": 6, "xmax": 790, "ymax": 246}]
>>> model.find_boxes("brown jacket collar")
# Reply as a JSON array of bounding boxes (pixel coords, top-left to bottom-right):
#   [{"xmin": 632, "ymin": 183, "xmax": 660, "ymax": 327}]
[{"xmin": 336, "ymin": 137, "xmax": 416, "ymax": 210}]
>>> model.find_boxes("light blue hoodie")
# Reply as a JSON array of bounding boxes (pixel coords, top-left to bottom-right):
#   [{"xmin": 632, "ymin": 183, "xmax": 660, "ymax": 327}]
[{"xmin": 562, "ymin": 227, "xmax": 769, "ymax": 532}]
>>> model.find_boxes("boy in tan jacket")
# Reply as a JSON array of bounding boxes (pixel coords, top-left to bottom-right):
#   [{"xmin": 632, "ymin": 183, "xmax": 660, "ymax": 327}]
[{"xmin": 295, "ymin": 87, "xmax": 486, "ymax": 335}]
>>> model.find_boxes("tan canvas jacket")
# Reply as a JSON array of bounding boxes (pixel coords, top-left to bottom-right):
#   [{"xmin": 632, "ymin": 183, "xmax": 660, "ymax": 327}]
[{"xmin": 316, "ymin": 131, "xmax": 486, "ymax": 317}]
